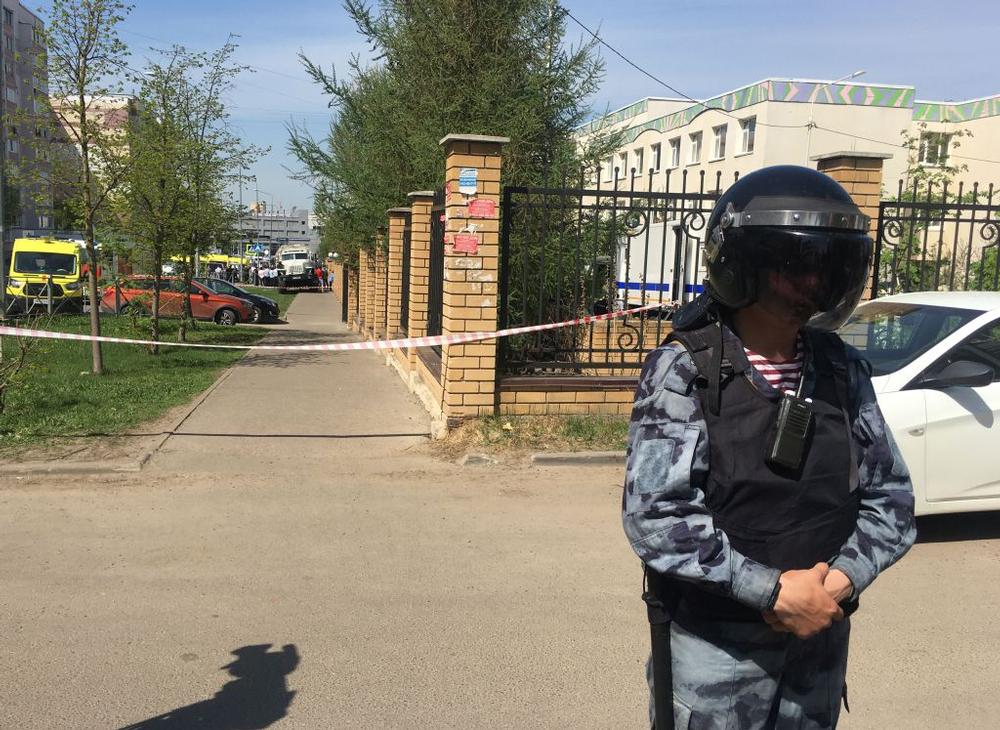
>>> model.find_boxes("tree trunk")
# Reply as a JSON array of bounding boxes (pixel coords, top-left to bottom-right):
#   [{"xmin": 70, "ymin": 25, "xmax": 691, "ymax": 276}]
[
  {"xmin": 85, "ymin": 235, "xmax": 103, "ymax": 375},
  {"xmin": 151, "ymin": 244, "xmax": 162, "ymax": 355}
]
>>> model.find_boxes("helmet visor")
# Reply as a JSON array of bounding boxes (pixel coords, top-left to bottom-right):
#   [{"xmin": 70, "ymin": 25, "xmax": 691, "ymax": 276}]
[{"xmin": 747, "ymin": 228, "xmax": 873, "ymax": 330}]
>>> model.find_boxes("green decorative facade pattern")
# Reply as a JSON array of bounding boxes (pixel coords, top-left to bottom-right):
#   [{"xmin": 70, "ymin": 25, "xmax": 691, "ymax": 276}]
[
  {"xmin": 581, "ymin": 79, "xmax": 999, "ymax": 141},
  {"xmin": 913, "ymin": 95, "xmax": 1000, "ymax": 123}
]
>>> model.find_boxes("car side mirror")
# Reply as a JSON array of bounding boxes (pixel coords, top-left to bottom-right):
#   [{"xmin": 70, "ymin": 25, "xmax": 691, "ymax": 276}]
[{"xmin": 917, "ymin": 360, "xmax": 995, "ymax": 390}]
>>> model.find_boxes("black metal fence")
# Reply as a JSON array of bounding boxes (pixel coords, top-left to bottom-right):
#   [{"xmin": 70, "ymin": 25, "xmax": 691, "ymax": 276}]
[
  {"xmin": 427, "ymin": 190, "xmax": 445, "ymax": 354},
  {"xmin": 400, "ymin": 225, "xmax": 411, "ymax": 334},
  {"xmin": 874, "ymin": 180, "xmax": 999, "ymax": 296},
  {"xmin": 498, "ymin": 168, "xmax": 735, "ymax": 375},
  {"xmin": 342, "ymin": 264, "xmax": 350, "ymax": 323}
]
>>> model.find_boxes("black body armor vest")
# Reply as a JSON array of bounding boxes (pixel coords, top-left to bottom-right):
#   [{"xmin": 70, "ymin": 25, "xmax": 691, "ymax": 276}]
[{"xmin": 670, "ymin": 322, "xmax": 860, "ymax": 621}]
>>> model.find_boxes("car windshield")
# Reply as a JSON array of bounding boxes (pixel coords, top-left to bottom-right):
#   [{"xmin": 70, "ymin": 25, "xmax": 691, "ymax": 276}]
[
  {"xmin": 838, "ymin": 302, "xmax": 983, "ymax": 375},
  {"xmin": 281, "ymin": 252, "xmax": 309, "ymax": 261},
  {"xmin": 14, "ymin": 251, "xmax": 77, "ymax": 275}
]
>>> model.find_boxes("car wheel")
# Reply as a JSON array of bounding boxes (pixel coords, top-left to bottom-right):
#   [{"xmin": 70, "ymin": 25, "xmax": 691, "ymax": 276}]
[
  {"xmin": 250, "ymin": 305, "xmax": 263, "ymax": 324},
  {"xmin": 215, "ymin": 307, "xmax": 238, "ymax": 326}
]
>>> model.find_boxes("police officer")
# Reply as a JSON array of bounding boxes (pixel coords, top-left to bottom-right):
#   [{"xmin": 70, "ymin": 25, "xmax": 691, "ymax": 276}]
[{"xmin": 623, "ymin": 165, "xmax": 916, "ymax": 729}]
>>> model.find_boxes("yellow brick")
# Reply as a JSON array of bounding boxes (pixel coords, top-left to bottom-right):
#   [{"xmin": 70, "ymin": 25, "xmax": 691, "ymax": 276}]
[
  {"xmin": 447, "ymin": 153, "xmax": 486, "ymax": 168},
  {"xmin": 500, "ymin": 391, "xmax": 517, "ymax": 404},
  {"xmin": 468, "ymin": 142, "xmax": 503, "ymax": 155},
  {"xmin": 462, "ymin": 393, "xmax": 495, "ymax": 406},
  {"xmin": 558, "ymin": 403, "xmax": 591, "ymax": 415},
  {"xmin": 515, "ymin": 392, "xmax": 547, "ymax": 404},
  {"xmin": 450, "ymin": 381, "xmax": 481, "ymax": 394},
  {"xmin": 465, "ymin": 369, "xmax": 495, "ymax": 382},
  {"xmin": 484, "ymin": 156, "xmax": 502, "ymax": 169},
  {"xmin": 575, "ymin": 391, "xmax": 608, "ymax": 403},
  {"xmin": 604, "ymin": 390, "xmax": 636, "ymax": 403},
  {"xmin": 546, "ymin": 392, "xmax": 578, "ymax": 403},
  {"xmin": 529, "ymin": 404, "xmax": 549, "ymax": 415}
]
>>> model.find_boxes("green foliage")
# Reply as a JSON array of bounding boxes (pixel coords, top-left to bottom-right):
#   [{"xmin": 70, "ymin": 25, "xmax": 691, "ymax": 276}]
[
  {"xmin": 876, "ymin": 122, "xmax": 994, "ymax": 295},
  {"xmin": 288, "ymin": 0, "xmax": 623, "ymax": 261}
]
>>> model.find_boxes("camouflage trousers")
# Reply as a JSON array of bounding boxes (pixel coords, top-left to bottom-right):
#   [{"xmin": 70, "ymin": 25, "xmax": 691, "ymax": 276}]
[{"xmin": 647, "ymin": 614, "xmax": 850, "ymax": 730}]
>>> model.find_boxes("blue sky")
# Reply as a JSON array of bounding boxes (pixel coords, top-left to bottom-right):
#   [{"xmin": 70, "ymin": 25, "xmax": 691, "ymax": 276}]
[{"xmin": 61, "ymin": 0, "xmax": 1000, "ymax": 208}]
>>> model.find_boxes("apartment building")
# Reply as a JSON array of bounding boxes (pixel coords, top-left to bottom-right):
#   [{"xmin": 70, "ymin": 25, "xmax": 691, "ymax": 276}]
[
  {"xmin": 578, "ymin": 78, "xmax": 1000, "ymax": 195},
  {"xmin": 2, "ymin": 0, "xmax": 50, "ymax": 234}
]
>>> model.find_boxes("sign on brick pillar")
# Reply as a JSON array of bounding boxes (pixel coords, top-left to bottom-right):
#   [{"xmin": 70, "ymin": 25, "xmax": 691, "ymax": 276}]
[
  {"xmin": 812, "ymin": 151, "xmax": 892, "ymax": 300},
  {"xmin": 386, "ymin": 208, "xmax": 410, "ymax": 338},
  {"xmin": 372, "ymin": 230, "xmax": 389, "ymax": 339},
  {"xmin": 438, "ymin": 134, "xmax": 510, "ymax": 425},
  {"xmin": 406, "ymin": 191, "xmax": 435, "ymax": 367},
  {"xmin": 357, "ymin": 249, "xmax": 369, "ymax": 332}
]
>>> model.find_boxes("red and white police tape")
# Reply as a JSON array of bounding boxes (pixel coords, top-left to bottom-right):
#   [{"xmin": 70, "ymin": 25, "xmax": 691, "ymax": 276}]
[{"xmin": 0, "ymin": 303, "xmax": 671, "ymax": 352}]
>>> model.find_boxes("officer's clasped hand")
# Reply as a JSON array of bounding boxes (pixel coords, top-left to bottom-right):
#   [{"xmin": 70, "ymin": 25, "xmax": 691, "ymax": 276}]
[{"xmin": 763, "ymin": 562, "xmax": 844, "ymax": 639}]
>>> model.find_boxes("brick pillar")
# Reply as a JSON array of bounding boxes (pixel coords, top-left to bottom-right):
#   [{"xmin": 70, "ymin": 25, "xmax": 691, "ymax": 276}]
[
  {"xmin": 357, "ymin": 249, "xmax": 370, "ymax": 332},
  {"xmin": 439, "ymin": 133, "xmax": 509, "ymax": 424},
  {"xmin": 386, "ymin": 209, "xmax": 410, "ymax": 338},
  {"xmin": 347, "ymin": 264, "xmax": 359, "ymax": 328},
  {"xmin": 406, "ymin": 191, "xmax": 435, "ymax": 367},
  {"xmin": 372, "ymin": 229, "xmax": 388, "ymax": 339},
  {"xmin": 813, "ymin": 151, "xmax": 891, "ymax": 299}
]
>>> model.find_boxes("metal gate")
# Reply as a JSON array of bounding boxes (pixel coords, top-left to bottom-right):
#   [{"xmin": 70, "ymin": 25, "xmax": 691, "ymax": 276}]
[
  {"xmin": 498, "ymin": 169, "xmax": 735, "ymax": 375},
  {"xmin": 872, "ymin": 180, "xmax": 999, "ymax": 296}
]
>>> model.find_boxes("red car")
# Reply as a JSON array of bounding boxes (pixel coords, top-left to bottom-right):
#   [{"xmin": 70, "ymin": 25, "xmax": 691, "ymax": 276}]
[{"xmin": 101, "ymin": 276, "xmax": 254, "ymax": 326}]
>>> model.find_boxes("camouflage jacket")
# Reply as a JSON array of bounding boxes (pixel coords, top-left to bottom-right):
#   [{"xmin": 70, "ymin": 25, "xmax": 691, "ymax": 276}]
[{"xmin": 622, "ymin": 329, "xmax": 917, "ymax": 612}]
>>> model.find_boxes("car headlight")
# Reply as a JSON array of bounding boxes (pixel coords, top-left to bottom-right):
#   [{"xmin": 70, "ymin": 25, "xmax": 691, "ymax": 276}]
[
  {"xmin": 64, "ymin": 281, "xmax": 82, "ymax": 291},
  {"xmin": 7, "ymin": 278, "xmax": 23, "ymax": 288}
]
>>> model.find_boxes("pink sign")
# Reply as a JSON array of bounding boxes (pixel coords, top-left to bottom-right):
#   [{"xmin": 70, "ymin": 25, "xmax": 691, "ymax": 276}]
[
  {"xmin": 453, "ymin": 234, "xmax": 479, "ymax": 254},
  {"xmin": 467, "ymin": 198, "xmax": 496, "ymax": 218}
]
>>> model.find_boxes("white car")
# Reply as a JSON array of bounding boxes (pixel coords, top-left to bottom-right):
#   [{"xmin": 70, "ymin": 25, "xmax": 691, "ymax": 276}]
[{"xmin": 839, "ymin": 292, "xmax": 1000, "ymax": 516}]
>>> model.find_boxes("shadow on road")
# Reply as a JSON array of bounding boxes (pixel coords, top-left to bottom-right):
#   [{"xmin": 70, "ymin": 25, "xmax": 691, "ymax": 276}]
[
  {"xmin": 118, "ymin": 643, "xmax": 299, "ymax": 730},
  {"xmin": 916, "ymin": 511, "xmax": 1000, "ymax": 544}
]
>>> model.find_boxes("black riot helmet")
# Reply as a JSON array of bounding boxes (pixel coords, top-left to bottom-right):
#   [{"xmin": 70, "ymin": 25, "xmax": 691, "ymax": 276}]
[{"xmin": 703, "ymin": 165, "xmax": 873, "ymax": 331}]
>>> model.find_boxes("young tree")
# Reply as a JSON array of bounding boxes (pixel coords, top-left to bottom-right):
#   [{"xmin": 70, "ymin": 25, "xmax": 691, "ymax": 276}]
[
  {"xmin": 174, "ymin": 38, "xmax": 262, "ymax": 341},
  {"xmin": 288, "ymin": 0, "xmax": 621, "ymax": 263},
  {"xmin": 43, "ymin": 0, "xmax": 134, "ymax": 375},
  {"xmin": 122, "ymin": 48, "xmax": 198, "ymax": 352}
]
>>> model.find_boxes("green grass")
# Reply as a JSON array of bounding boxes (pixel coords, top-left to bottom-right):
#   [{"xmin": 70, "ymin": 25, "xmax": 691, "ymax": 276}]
[
  {"xmin": 241, "ymin": 286, "xmax": 299, "ymax": 319},
  {"xmin": 0, "ymin": 315, "xmax": 266, "ymax": 450}
]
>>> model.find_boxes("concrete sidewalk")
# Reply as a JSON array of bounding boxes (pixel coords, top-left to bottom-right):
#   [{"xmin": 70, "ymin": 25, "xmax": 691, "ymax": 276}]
[{"xmin": 146, "ymin": 292, "xmax": 432, "ymax": 476}]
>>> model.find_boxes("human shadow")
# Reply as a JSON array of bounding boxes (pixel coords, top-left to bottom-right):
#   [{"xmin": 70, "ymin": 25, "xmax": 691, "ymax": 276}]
[
  {"xmin": 916, "ymin": 510, "xmax": 1000, "ymax": 543},
  {"xmin": 118, "ymin": 643, "xmax": 299, "ymax": 730}
]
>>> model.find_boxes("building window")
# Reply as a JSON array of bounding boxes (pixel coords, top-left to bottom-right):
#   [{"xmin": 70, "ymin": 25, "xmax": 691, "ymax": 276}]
[
  {"xmin": 740, "ymin": 117, "xmax": 756, "ymax": 154},
  {"xmin": 712, "ymin": 125, "xmax": 727, "ymax": 160},
  {"xmin": 633, "ymin": 147, "xmax": 644, "ymax": 176},
  {"xmin": 618, "ymin": 151, "xmax": 628, "ymax": 178},
  {"xmin": 651, "ymin": 143, "xmax": 662, "ymax": 171},
  {"xmin": 3, "ymin": 8, "xmax": 13, "ymax": 26},
  {"xmin": 669, "ymin": 137, "xmax": 680, "ymax": 168},
  {"xmin": 918, "ymin": 132, "xmax": 952, "ymax": 167},
  {"xmin": 689, "ymin": 132, "xmax": 702, "ymax": 164}
]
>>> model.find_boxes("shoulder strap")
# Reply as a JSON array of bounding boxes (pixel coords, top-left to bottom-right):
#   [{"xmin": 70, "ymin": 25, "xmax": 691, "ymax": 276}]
[{"xmin": 665, "ymin": 323, "xmax": 739, "ymax": 417}]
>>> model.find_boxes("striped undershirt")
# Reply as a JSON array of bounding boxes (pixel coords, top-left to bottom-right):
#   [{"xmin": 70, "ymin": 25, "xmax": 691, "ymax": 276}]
[{"xmin": 744, "ymin": 336, "xmax": 804, "ymax": 394}]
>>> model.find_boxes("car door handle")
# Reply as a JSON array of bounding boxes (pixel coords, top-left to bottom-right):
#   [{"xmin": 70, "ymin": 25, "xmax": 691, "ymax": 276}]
[{"xmin": 908, "ymin": 428, "xmax": 925, "ymax": 437}]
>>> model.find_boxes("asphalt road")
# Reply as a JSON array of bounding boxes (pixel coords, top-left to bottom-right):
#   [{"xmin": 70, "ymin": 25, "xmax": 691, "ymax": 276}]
[{"xmin": 2, "ymin": 293, "xmax": 998, "ymax": 729}]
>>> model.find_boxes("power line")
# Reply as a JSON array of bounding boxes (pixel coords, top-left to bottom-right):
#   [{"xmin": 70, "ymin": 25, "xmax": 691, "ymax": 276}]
[
  {"xmin": 563, "ymin": 8, "xmax": 802, "ymax": 131},
  {"xmin": 565, "ymin": 10, "xmax": 1000, "ymax": 166}
]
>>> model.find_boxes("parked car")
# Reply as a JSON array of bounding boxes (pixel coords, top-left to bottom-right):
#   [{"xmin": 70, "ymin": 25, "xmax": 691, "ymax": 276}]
[
  {"xmin": 838, "ymin": 291, "xmax": 1000, "ymax": 516},
  {"xmin": 100, "ymin": 276, "xmax": 254, "ymax": 326},
  {"xmin": 193, "ymin": 277, "xmax": 280, "ymax": 323}
]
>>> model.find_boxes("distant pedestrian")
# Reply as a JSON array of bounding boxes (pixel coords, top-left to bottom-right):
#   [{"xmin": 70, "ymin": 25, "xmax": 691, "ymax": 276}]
[{"xmin": 327, "ymin": 270, "xmax": 335, "ymax": 293}]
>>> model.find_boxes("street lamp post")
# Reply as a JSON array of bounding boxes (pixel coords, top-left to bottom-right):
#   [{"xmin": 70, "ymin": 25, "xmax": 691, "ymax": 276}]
[{"xmin": 806, "ymin": 70, "xmax": 866, "ymax": 161}]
